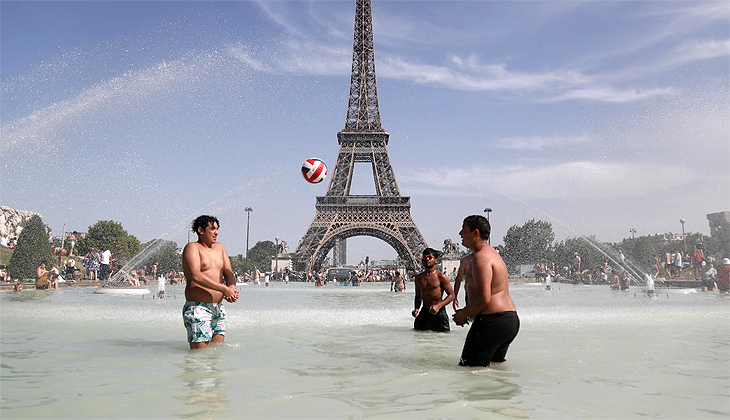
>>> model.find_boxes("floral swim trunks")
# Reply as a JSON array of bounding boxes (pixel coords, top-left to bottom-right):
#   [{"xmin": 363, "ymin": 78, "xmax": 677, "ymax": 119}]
[{"xmin": 182, "ymin": 301, "xmax": 226, "ymax": 343}]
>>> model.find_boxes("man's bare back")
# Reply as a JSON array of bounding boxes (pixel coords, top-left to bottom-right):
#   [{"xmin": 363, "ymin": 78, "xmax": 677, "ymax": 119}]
[{"xmin": 463, "ymin": 246, "xmax": 516, "ymax": 316}]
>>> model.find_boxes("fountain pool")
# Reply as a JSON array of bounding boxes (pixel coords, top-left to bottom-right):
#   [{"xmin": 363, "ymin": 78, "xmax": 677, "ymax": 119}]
[{"xmin": 1, "ymin": 282, "xmax": 728, "ymax": 419}]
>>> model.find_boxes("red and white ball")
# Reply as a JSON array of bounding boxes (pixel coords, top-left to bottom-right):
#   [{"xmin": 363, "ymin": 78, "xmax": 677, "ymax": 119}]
[{"xmin": 301, "ymin": 158, "xmax": 328, "ymax": 184}]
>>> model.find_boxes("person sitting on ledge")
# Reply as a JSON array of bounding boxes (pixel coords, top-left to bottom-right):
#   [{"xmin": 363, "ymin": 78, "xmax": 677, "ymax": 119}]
[
  {"xmin": 13, "ymin": 279, "xmax": 23, "ymax": 292},
  {"xmin": 36, "ymin": 263, "xmax": 50, "ymax": 290}
]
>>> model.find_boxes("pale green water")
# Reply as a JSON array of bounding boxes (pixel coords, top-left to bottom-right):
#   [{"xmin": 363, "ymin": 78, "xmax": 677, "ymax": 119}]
[{"xmin": 1, "ymin": 282, "xmax": 728, "ymax": 419}]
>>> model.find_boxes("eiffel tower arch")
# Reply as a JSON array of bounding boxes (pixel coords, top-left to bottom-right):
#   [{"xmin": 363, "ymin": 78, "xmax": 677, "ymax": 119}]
[{"xmin": 295, "ymin": 0, "xmax": 428, "ymax": 272}]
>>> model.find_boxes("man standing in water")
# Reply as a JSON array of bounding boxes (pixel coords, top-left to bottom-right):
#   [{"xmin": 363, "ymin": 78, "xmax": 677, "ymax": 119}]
[
  {"xmin": 453, "ymin": 215, "xmax": 519, "ymax": 367},
  {"xmin": 412, "ymin": 248, "xmax": 455, "ymax": 332},
  {"xmin": 182, "ymin": 215, "xmax": 239, "ymax": 349}
]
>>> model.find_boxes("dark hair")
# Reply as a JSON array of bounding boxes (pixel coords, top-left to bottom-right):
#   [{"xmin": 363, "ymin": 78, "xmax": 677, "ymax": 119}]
[
  {"xmin": 192, "ymin": 215, "xmax": 220, "ymax": 234},
  {"xmin": 422, "ymin": 247, "xmax": 441, "ymax": 258},
  {"xmin": 463, "ymin": 215, "xmax": 491, "ymax": 241}
]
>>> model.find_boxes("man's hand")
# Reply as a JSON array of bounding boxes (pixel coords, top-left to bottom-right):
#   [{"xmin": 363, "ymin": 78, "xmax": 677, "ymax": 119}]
[
  {"xmin": 429, "ymin": 304, "xmax": 440, "ymax": 315},
  {"xmin": 223, "ymin": 286, "xmax": 239, "ymax": 302},
  {"xmin": 452, "ymin": 309, "xmax": 469, "ymax": 326},
  {"xmin": 452, "ymin": 298, "xmax": 460, "ymax": 311},
  {"xmin": 411, "ymin": 308, "xmax": 419, "ymax": 318}
]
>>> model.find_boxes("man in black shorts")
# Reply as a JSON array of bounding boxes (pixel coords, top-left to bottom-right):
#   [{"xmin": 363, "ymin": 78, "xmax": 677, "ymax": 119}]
[
  {"xmin": 412, "ymin": 248, "xmax": 454, "ymax": 332},
  {"xmin": 453, "ymin": 215, "xmax": 519, "ymax": 366}
]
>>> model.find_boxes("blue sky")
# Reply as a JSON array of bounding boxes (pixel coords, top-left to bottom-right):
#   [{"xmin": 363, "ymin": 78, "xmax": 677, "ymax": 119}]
[{"xmin": 1, "ymin": 1, "xmax": 728, "ymax": 263}]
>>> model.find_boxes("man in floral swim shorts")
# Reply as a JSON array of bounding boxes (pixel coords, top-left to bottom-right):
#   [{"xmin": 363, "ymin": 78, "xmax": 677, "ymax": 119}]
[{"xmin": 182, "ymin": 215, "xmax": 239, "ymax": 349}]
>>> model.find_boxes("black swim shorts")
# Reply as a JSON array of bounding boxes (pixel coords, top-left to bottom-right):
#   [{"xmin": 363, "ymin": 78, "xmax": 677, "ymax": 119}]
[
  {"xmin": 414, "ymin": 306, "xmax": 450, "ymax": 332},
  {"xmin": 459, "ymin": 311, "xmax": 519, "ymax": 367}
]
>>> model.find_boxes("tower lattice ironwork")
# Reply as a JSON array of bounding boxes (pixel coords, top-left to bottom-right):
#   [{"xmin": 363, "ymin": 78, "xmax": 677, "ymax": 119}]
[{"xmin": 295, "ymin": 0, "xmax": 428, "ymax": 272}]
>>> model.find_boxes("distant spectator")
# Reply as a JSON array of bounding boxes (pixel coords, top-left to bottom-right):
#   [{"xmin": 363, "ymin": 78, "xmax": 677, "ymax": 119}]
[
  {"xmin": 152, "ymin": 262, "xmax": 158, "ymax": 280},
  {"xmin": 673, "ymin": 250, "xmax": 683, "ymax": 278},
  {"xmin": 69, "ymin": 232, "xmax": 77, "ymax": 257},
  {"xmin": 86, "ymin": 248, "xmax": 101, "ymax": 280},
  {"xmin": 49, "ymin": 266, "xmax": 60, "ymax": 289},
  {"xmin": 0, "ymin": 234, "xmax": 8, "ymax": 248},
  {"xmin": 702, "ymin": 263, "xmax": 717, "ymax": 292},
  {"xmin": 609, "ymin": 273, "xmax": 620, "ymax": 290},
  {"xmin": 139, "ymin": 265, "xmax": 148, "ymax": 284},
  {"xmin": 130, "ymin": 270, "xmax": 140, "ymax": 287},
  {"xmin": 36, "ymin": 263, "xmax": 50, "ymax": 290},
  {"xmin": 692, "ymin": 244, "xmax": 706, "ymax": 280},
  {"xmin": 0, "ymin": 266, "xmax": 7, "ymax": 283},
  {"xmin": 8, "ymin": 237, "xmax": 16, "ymax": 249},
  {"xmin": 620, "ymin": 269, "xmax": 630, "ymax": 290},
  {"xmin": 100, "ymin": 248, "xmax": 112, "ymax": 280},
  {"xmin": 167, "ymin": 268, "xmax": 178, "ymax": 285},
  {"xmin": 717, "ymin": 258, "xmax": 730, "ymax": 293},
  {"xmin": 573, "ymin": 253, "xmax": 582, "ymax": 276},
  {"xmin": 47, "ymin": 227, "xmax": 53, "ymax": 243},
  {"xmin": 13, "ymin": 279, "xmax": 23, "ymax": 292}
]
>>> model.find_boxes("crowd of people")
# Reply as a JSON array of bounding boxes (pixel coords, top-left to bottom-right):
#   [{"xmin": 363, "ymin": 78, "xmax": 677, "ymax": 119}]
[{"xmin": 0, "ymin": 234, "xmax": 18, "ymax": 249}]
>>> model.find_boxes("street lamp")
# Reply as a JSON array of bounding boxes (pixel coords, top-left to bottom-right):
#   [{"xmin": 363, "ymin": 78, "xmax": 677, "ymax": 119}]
[
  {"xmin": 245, "ymin": 207, "xmax": 253, "ymax": 260},
  {"xmin": 629, "ymin": 228, "xmax": 636, "ymax": 239},
  {"xmin": 679, "ymin": 219, "xmax": 686, "ymax": 254},
  {"xmin": 484, "ymin": 208, "xmax": 492, "ymax": 244},
  {"xmin": 275, "ymin": 236, "xmax": 280, "ymax": 277}
]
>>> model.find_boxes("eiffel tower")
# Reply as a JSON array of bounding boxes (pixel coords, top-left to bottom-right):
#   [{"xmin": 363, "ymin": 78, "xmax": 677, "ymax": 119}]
[{"xmin": 294, "ymin": 0, "xmax": 428, "ymax": 272}]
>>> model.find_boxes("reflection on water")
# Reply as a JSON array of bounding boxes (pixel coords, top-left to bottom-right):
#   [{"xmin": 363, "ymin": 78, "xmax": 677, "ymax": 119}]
[{"xmin": 177, "ymin": 349, "xmax": 230, "ymax": 419}]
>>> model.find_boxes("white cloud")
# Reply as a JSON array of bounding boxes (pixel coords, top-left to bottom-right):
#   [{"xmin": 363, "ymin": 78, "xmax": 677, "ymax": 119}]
[
  {"xmin": 546, "ymin": 86, "xmax": 677, "ymax": 103},
  {"xmin": 227, "ymin": 40, "xmax": 350, "ymax": 76},
  {"xmin": 494, "ymin": 136, "xmax": 590, "ymax": 150},
  {"xmin": 401, "ymin": 161, "xmax": 696, "ymax": 201},
  {"xmin": 254, "ymin": 1, "xmax": 306, "ymax": 38},
  {"xmin": 574, "ymin": 2, "xmax": 729, "ymax": 70}
]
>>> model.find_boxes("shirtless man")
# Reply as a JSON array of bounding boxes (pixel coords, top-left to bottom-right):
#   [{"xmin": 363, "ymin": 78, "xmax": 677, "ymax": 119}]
[
  {"xmin": 412, "ymin": 248, "xmax": 455, "ymax": 332},
  {"xmin": 453, "ymin": 215, "xmax": 519, "ymax": 367},
  {"xmin": 182, "ymin": 215, "xmax": 239, "ymax": 349}
]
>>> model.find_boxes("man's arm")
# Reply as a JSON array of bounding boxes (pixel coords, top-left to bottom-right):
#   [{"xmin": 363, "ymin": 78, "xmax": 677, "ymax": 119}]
[
  {"xmin": 182, "ymin": 244, "xmax": 230, "ymax": 294},
  {"xmin": 219, "ymin": 245, "xmax": 239, "ymax": 302},
  {"xmin": 412, "ymin": 277, "xmax": 422, "ymax": 317},
  {"xmin": 453, "ymin": 255, "xmax": 492, "ymax": 325}
]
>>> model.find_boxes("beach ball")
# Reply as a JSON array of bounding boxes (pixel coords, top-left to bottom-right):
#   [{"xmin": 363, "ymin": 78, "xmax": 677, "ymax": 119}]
[{"xmin": 301, "ymin": 158, "xmax": 328, "ymax": 184}]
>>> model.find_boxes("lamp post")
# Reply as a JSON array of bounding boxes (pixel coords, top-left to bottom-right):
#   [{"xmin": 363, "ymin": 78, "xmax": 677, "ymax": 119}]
[
  {"xmin": 275, "ymin": 236, "xmax": 280, "ymax": 278},
  {"xmin": 679, "ymin": 219, "xmax": 686, "ymax": 254},
  {"xmin": 484, "ymin": 208, "xmax": 492, "ymax": 244},
  {"xmin": 245, "ymin": 207, "xmax": 253, "ymax": 260},
  {"xmin": 630, "ymin": 228, "xmax": 636, "ymax": 239}
]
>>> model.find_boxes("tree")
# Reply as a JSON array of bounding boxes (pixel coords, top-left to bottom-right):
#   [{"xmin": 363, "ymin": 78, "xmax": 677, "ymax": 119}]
[
  {"xmin": 247, "ymin": 240, "xmax": 276, "ymax": 272},
  {"xmin": 621, "ymin": 236, "xmax": 657, "ymax": 271},
  {"xmin": 500, "ymin": 219, "xmax": 555, "ymax": 271},
  {"xmin": 8, "ymin": 215, "xmax": 54, "ymax": 279},
  {"xmin": 133, "ymin": 239, "xmax": 182, "ymax": 276},
  {"xmin": 76, "ymin": 220, "xmax": 141, "ymax": 267},
  {"xmin": 552, "ymin": 236, "xmax": 607, "ymax": 275}
]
